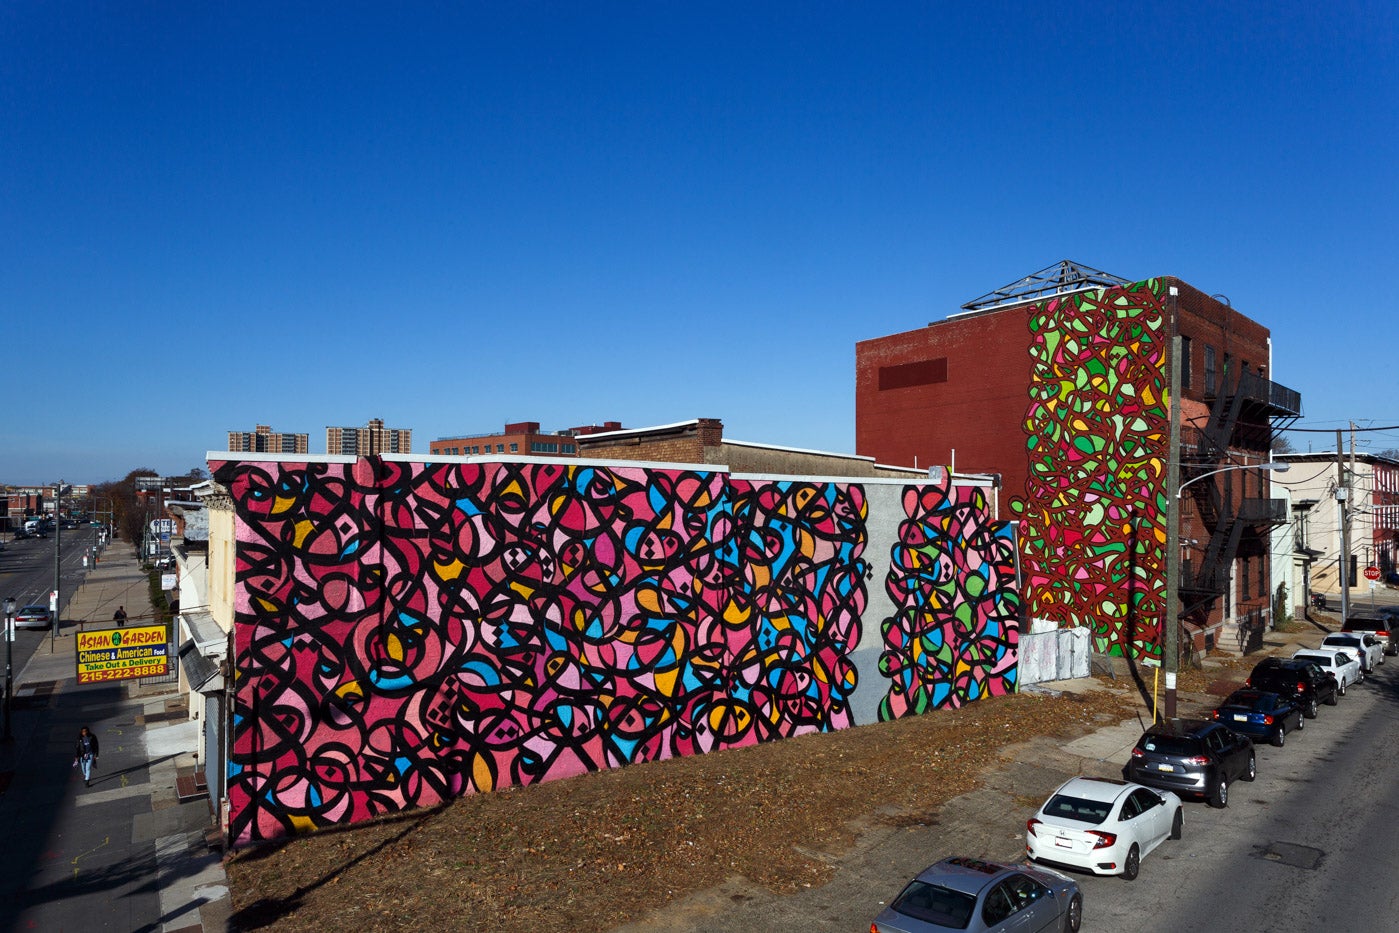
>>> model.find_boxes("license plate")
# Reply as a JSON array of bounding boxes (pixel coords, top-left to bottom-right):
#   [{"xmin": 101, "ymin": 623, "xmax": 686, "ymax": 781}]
[
  {"xmin": 1054, "ymin": 838, "xmax": 1072, "ymax": 848},
  {"xmin": 1232, "ymin": 714, "xmax": 1248, "ymax": 722},
  {"xmin": 1156, "ymin": 763, "xmax": 1174, "ymax": 772}
]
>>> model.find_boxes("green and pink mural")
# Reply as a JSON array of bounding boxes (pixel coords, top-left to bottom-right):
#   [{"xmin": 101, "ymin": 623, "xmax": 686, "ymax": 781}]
[
  {"xmin": 1009, "ymin": 279, "xmax": 1171, "ymax": 659},
  {"xmin": 211, "ymin": 457, "xmax": 1020, "ymax": 845}
]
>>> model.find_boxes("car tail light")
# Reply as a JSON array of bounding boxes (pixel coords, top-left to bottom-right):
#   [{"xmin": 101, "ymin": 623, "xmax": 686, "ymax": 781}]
[
  {"xmin": 1130, "ymin": 748, "xmax": 1144, "ymax": 759},
  {"xmin": 1186, "ymin": 755, "xmax": 1210, "ymax": 766},
  {"xmin": 1297, "ymin": 681, "xmax": 1306, "ymax": 692},
  {"xmin": 1027, "ymin": 818, "xmax": 1043, "ymax": 836},
  {"xmin": 1211, "ymin": 710, "xmax": 1220, "ymax": 719},
  {"xmin": 1087, "ymin": 831, "xmax": 1117, "ymax": 849},
  {"xmin": 1261, "ymin": 715, "xmax": 1274, "ymax": 725}
]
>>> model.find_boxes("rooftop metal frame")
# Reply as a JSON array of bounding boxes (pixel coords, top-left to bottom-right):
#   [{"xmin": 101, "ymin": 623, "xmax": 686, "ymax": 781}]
[{"xmin": 959, "ymin": 259, "xmax": 1130, "ymax": 312}]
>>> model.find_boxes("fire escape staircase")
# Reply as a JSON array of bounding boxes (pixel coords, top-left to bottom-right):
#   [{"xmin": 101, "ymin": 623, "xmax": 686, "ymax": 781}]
[{"xmin": 1179, "ymin": 369, "xmax": 1300, "ymax": 618}]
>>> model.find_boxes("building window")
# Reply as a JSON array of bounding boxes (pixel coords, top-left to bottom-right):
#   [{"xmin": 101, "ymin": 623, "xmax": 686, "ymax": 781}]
[
  {"xmin": 1204, "ymin": 345, "xmax": 1217, "ymax": 395},
  {"xmin": 563, "ymin": 443, "xmax": 575, "ymax": 454},
  {"xmin": 497, "ymin": 444, "xmax": 505, "ymax": 452},
  {"xmin": 1241, "ymin": 556, "xmax": 1251, "ymax": 600},
  {"xmin": 510, "ymin": 443, "xmax": 518, "ymax": 452},
  {"xmin": 1179, "ymin": 335, "xmax": 1192, "ymax": 390}
]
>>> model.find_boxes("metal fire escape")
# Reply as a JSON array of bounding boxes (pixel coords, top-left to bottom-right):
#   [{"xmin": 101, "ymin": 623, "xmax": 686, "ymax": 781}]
[{"xmin": 1179, "ymin": 368, "xmax": 1303, "ymax": 617}]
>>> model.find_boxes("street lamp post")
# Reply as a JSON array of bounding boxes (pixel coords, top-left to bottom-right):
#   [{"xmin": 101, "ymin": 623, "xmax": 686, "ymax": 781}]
[
  {"xmin": 1163, "ymin": 459, "xmax": 1291, "ymax": 719},
  {"xmin": 53, "ymin": 482, "xmax": 71, "ymax": 653},
  {"xmin": 3, "ymin": 595, "xmax": 15, "ymax": 742}
]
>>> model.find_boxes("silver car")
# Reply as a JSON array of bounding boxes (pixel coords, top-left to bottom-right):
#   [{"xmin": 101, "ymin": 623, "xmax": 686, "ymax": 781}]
[
  {"xmin": 13, "ymin": 605, "xmax": 51, "ymax": 629},
  {"xmin": 873, "ymin": 855, "xmax": 1081, "ymax": 932}
]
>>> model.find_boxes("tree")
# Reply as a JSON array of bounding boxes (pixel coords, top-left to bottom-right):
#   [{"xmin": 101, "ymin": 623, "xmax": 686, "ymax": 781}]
[{"xmin": 1272, "ymin": 435, "xmax": 1297, "ymax": 454}]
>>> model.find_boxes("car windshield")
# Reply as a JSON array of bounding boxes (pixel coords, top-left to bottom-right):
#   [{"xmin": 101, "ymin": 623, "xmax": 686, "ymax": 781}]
[
  {"xmin": 1042, "ymin": 794, "xmax": 1112, "ymax": 824},
  {"xmin": 1141, "ymin": 735, "xmax": 1199, "ymax": 756},
  {"xmin": 892, "ymin": 880, "xmax": 976, "ymax": 929}
]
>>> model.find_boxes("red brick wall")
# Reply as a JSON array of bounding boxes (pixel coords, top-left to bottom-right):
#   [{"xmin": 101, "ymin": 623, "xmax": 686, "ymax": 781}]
[{"xmin": 856, "ymin": 307, "xmax": 1036, "ymax": 499}]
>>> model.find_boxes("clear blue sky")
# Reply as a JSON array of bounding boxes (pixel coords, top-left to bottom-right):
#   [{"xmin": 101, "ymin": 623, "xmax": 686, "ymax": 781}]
[{"xmin": 3, "ymin": 2, "xmax": 1395, "ymax": 485}]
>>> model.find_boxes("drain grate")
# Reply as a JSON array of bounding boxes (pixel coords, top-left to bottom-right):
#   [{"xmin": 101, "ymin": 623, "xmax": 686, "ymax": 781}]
[{"xmin": 1258, "ymin": 841, "xmax": 1324, "ymax": 870}]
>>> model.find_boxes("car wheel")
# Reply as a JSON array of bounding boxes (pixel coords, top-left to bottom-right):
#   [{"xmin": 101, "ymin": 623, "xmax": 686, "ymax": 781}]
[
  {"xmin": 1306, "ymin": 698, "xmax": 1319, "ymax": 718},
  {"xmin": 1210, "ymin": 777, "xmax": 1229, "ymax": 809},
  {"xmin": 1326, "ymin": 689, "xmax": 1339, "ymax": 706},
  {"xmin": 1122, "ymin": 843, "xmax": 1140, "ymax": 881},
  {"xmin": 1243, "ymin": 753, "xmax": 1257, "ymax": 782},
  {"xmin": 1063, "ymin": 892, "xmax": 1083, "ymax": 932},
  {"xmin": 1170, "ymin": 808, "xmax": 1183, "ymax": 840},
  {"xmin": 1339, "ymin": 680, "xmax": 1347, "ymax": 697},
  {"xmin": 1296, "ymin": 712, "xmax": 1305, "ymax": 731},
  {"xmin": 1272, "ymin": 725, "xmax": 1286, "ymax": 748}
]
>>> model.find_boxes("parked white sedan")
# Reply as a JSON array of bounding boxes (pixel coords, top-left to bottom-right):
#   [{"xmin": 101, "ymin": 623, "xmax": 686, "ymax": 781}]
[
  {"xmin": 1293, "ymin": 648, "xmax": 1362, "ymax": 695},
  {"xmin": 1026, "ymin": 776, "xmax": 1183, "ymax": 881},
  {"xmin": 1321, "ymin": 632, "xmax": 1383, "ymax": 674}
]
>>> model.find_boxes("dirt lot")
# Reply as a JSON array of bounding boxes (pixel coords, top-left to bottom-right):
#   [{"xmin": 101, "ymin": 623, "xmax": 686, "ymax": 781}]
[{"xmin": 226, "ymin": 667, "xmax": 1232, "ymax": 932}]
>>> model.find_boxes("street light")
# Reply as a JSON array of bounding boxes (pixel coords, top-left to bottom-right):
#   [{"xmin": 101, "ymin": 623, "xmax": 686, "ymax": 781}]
[
  {"xmin": 3, "ymin": 595, "xmax": 15, "ymax": 743},
  {"xmin": 1163, "ymin": 460, "xmax": 1291, "ymax": 718},
  {"xmin": 52, "ymin": 482, "xmax": 71, "ymax": 653}
]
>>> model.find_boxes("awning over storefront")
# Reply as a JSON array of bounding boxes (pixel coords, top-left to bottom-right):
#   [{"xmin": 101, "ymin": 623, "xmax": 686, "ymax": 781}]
[{"xmin": 178, "ymin": 610, "xmax": 227, "ymax": 694}]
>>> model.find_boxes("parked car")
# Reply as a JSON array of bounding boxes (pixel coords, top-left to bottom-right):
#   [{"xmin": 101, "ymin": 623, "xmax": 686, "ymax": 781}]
[
  {"xmin": 1026, "ymin": 776, "xmax": 1182, "ymax": 880},
  {"xmin": 1344, "ymin": 612, "xmax": 1398, "ymax": 656},
  {"xmin": 1292, "ymin": 648, "xmax": 1361, "ymax": 694},
  {"xmin": 1122, "ymin": 718, "xmax": 1255, "ymax": 809},
  {"xmin": 1211, "ymin": 688, "xmax": 1303, "ymax": 747},
  {"xmin": 13, "ymin": 604, "xmax": 51, "ymax": 630},
  {"xmin": 1321, "ymin": 632, "xmax": 1383, "ymax": 674},
  {"xmin": 871, "ymin": 855, "xmax": 1081, "ymax": 933},
  {"xmin": 1246, "ymin": 657, "xmax": 1338, "ymax": 717}
]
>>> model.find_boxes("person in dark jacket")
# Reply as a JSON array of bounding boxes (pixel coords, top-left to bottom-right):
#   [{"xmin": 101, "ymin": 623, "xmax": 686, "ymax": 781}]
[{"xmin": 74, "ymin": 726, "xmax": 100, "ymax": 787}]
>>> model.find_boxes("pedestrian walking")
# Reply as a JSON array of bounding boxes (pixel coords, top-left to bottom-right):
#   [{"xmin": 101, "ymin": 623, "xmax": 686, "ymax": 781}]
[
  {"xmin": 74, "ymin": 727, "xmax": 100, "ymax": 787},
  {"xmin": 113, "ymin": 606, "xmax": 127, "ymax": 627}
]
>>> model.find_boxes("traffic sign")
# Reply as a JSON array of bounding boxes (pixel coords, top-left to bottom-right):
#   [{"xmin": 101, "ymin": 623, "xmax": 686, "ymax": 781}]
[{"xmin": 1364, "ymin": 566, "xmax": 1381, "ymax": 581}]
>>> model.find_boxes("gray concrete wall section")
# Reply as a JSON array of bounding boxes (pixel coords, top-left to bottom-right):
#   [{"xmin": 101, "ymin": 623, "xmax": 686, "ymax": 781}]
[
  {"xmin": 0, "ymin": 542, "xmax": 230, "ymax": 932},
  {"xmin": 847, "ymin": 482, "xmax": 904, "ymax": 725}
]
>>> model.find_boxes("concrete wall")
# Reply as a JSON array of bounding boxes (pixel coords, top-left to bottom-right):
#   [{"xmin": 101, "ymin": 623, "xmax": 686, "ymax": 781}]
[{"xmin": 209, "ymin": 455, "xmax": 1022, "ymax": 846}]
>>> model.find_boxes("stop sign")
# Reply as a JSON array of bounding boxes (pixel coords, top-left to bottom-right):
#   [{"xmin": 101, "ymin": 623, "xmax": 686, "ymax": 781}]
[{"xmin": 1364, "ymin": 566, "xmax": 1381, "ymax": 581}]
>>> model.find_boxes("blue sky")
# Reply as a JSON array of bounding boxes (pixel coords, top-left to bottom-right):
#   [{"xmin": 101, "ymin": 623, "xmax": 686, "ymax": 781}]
[{"xmin": 3, "ymin": 2, "xmax": 1395, "ymax": 485}]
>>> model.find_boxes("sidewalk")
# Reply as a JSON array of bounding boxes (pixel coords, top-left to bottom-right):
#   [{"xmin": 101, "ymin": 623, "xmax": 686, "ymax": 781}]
[{"xmin": 0, "ymin": 541, "xmax": 231, "ymax": 932}]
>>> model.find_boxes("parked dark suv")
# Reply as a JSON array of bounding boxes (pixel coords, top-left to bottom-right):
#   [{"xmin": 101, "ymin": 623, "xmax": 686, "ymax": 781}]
[
  {"xmin": 1123, "ymin": 718, "xmax": 1255, "ymax": 809},
  {"xmin": 1344, "ymin": 611, "xmax": 1398, "ymax": 656},
  {"xmin": 1246, "ymin": 657, "xmax": 1338, "ymax": 718}
]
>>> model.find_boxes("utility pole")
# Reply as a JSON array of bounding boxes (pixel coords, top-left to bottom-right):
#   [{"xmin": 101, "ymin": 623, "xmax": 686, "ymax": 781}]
[
  {"xmin": 1163, "ymin": 286, "xmax": 1183, "ymax": 719},
  {"xmin": 1337, "ymin": 431, "xmax": 1350, "ymax": 623}
]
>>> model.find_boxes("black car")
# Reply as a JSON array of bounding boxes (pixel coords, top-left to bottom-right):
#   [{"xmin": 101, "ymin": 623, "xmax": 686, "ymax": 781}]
[
  {"xmin": 1211, "ymin": 689, "xmax": 1303, "ymax": 747},
  {"xmin": 1246, "ymin": 657, "xmax": 1338, "ymax": 718},
  {"xmin": 1345, "ymin": 612, "xmax": 1398, "ymax": 656},
  {"xmin": 1123, "ymin": 719, "xmax": 1255, "ymax": 809}
]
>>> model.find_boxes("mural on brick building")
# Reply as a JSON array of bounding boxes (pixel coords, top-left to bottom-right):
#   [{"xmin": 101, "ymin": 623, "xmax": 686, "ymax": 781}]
[
  {"xmin": 212, "ymin": 457, "xmax": 1017, "ymax": 845},
  {"xmin": 1008, "ymin": 280, "xmax": 1170, "ymax": 659},
  {"xmin": 879, "ymin": 478, "xmax": 1021, "ymax": 718}
]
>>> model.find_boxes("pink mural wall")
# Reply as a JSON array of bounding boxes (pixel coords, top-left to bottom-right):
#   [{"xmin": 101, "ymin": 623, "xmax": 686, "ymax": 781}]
[{"xmin": 211, "ymin": 457, "xmax": 1019, "ymax": 845}]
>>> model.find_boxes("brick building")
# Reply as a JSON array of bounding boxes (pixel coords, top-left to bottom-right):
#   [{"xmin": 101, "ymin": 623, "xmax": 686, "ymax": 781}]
[
  {"xmin": 856, "ymin": 261, "xmax": 1302, "ymax": 658},
  {"xmin": 575, "ymin": 418, "xmax": 933, "ymax": 482},
  {"xmin": 326, "ymin": 418, "xmax": 412, "ymax": 455},
  {"xmin": 430, "ymin": 421, "xmax": 622, "ymax": 457},
  {"xmin": 227, "ymin": 425, "xmax": 308, "ymax": 454}
]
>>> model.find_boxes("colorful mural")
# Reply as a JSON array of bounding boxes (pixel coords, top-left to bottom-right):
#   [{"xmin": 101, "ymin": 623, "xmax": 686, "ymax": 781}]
[
  {"xmin": 1009, "ymin": 280, "xmax": 1171, "ymax": 658},
  {"xmin": 212, "ymin": 457, "xmax": 1019, "ymax": 845},
  {"xmin": 879, "ymin": 477, "xmax": 1021, "ymax": 717}
]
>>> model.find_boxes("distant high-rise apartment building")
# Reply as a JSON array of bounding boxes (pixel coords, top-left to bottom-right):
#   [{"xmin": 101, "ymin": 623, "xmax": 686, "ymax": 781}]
[
  {"xmin": 227, "ymin": 425, "xmax": 309, "ymax": 454},
  {"xmin": 326, "ymin": 418, "xmax": 412, "ymax": 456},
  {"xmin": 430, "ymin": 421, "xmax": 622, "ymax": 457}
]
